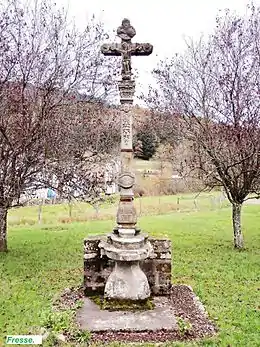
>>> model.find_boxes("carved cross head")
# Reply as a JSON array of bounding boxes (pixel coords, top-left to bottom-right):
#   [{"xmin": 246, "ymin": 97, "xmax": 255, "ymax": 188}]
[
  {"xmin": 100, "ymin": 18, "xmax": 153, "ymax": 104},
  {"xmin": 117, "ymin": 18, "xmax": 136, "ymax": 42}
]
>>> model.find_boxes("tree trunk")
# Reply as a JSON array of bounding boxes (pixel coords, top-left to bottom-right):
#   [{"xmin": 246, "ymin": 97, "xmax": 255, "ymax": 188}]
[
  {"xmin": 232, "ymin": 203, "xmax": 244, "ymax": 249},
  {"xmin": 38, "ymin": 199, "xmax": 44, "ymax": 224},
  {"xmin": 0, "ymin": 206, "xmax": 8, "ymax": 252},
  {"xmin": 68, "ymin": 199, "xmax": 72, "ymax": 219}
]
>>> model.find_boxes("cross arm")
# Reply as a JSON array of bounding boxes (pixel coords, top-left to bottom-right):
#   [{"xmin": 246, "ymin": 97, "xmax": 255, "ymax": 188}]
[
  {"xmin": 101, "ymin": 43, "xmax": 122, "ymax": 56},
  {"xmin": 130, "ymin": 43, "xmax": 153, "ymax": 56},
  {"xmin": 101, "ymin": 42, "xmax": 153, "ymax": 56}
]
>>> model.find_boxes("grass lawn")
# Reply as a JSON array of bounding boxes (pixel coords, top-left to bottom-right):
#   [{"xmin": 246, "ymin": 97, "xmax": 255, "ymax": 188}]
[
  {"xmin": 0, "ymin": 202, "xmax": 259, "ymax": 346},
  {"xmin": 8, "ymin": 192, "xmax": 229, "ymax": 227},
  {"xmin": 133, "ymin": 158, "xmax": 166, "ymax": 171}
]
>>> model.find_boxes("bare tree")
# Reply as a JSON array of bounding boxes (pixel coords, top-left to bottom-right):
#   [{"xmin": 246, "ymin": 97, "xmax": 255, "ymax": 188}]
[
  {"xmin": 149, "ymin": 4, "xmax": 260, "ymax": 249},
  {"xmin": 41, "ymin": 101, "xmax": 120, "ymax": 201},
  {"xmin": 0, "ymin": 0, "xmax": 119, "ymax": 252}
]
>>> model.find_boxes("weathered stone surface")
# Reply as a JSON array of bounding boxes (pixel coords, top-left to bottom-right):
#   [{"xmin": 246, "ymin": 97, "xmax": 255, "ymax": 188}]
[
  {"xmin": 83, "ymin": 237, "xmax": 114, "ymax": 295},
  {"xmin": 121, "ymin": 107, "xmax": 132, "ymax": 149},
  {"xmin": 150, "ymin": 239, "xmax": 172, "ymax": 256},
  {"xmin": 117, "ymin": 18, "xmax": 136, "ymax": 41},
  {"xmin": 101, "ymin": 18, "xmax": 152, "ymax": 101},
  {"xmin": 99, "ymin": 237, "xmax": 151, "ymax": 262},
  {"xmin": 99, "ymin": 227, "xmax": 152, "ymax": 300},
  {"xmin": 83, "ymin": 237, "xmax": 172, "ymax": 296},
  {"xmin": 116, "ymin": 227, "xmax": 136, "ymax": 237},
  {"xmin": 118, "ymin": 172, "xmax": 135, "ymax": 189},
  {"xmin": 108, "ymin": 233, "xmax": 147, "ymax": 249},
  {"xmin": 77, "ymin": 296, "xmax": 177, "ymax": 331},
  {"xmin": 101, "ymin": 19, "xmax": 153, "ymax": 83},
  {"xmin": 121, "ymin": 150, "xmax": 133, "ymax": 173},
  {"xmin": 102, "ymin": 246, "xmax": 151, "ymax": 262},
  {"xmin": 118, "ymin": 79, "xmax": 135, "ymax": 104},
  {"xmin": 84, "ymin": 236, "xmax": 103, "ymax": 254},
  {"xmin": 76, "ymin": 285, "xmax": 217, "ymax": 343},
  {"xmin": 98, "ymin": 19, "xmax": 154, "ymax": 301},
  {"xmin": 142, "ymin": 258, "xmax": 172, "ymax": 295},
  {"xmin": 101, "ymin": 42, "xmax": 153, "ymax": 57},
  {"xmin": 116, "ymin": 200, "xmax": 137, "ymax": 226},
  {"xmin": 104, "ymin": 260, "xmax": 150, "ymax": 300}
]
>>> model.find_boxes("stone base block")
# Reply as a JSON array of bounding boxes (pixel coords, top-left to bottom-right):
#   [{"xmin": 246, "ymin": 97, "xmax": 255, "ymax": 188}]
[
  {"xmin": 76, "ymin": 285, "xmax": 217, "ymax": 343},
  {"xmin": 77, "ymin": 296, "xmax": 177, "ymax": 331}
]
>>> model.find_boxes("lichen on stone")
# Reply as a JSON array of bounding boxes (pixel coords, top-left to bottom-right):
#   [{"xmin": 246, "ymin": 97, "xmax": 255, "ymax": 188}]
[{"xmin": 90, "ymin": 296, "xmax": 155, "ymax": 311}]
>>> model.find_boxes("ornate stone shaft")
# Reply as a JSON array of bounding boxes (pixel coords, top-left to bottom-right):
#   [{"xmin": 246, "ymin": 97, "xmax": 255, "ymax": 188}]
[
  {"xmin": 101, "ymin": 18, "xmax": 153, "ymax": 235},
  {"xmin": 100, "ymin": 19, "xmax": 153, "ymax": 300}
]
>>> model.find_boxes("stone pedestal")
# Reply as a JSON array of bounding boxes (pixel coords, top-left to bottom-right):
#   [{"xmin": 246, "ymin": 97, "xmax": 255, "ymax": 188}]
[
  {"xmin": 84, "ymin": 237, "xmax": 172, "ymax": 297},
  {"xmin": 104, "ymin": 260, "xmax": 150, "ymax": 300},
  {"xmin": 99, "ymin": 231, "xmax": 153, "ymax": 300}
]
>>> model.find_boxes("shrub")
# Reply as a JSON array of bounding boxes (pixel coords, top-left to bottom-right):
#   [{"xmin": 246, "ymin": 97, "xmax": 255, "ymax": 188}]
[{"xmin": 134, "ymin": 131, "xmax": 159, "ymax": 160}]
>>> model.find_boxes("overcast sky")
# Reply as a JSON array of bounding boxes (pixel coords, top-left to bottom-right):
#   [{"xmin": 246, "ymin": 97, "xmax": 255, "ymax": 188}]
[{"xmin": 55, "ymin": 0, "xmax": 259, "ymax": 103}]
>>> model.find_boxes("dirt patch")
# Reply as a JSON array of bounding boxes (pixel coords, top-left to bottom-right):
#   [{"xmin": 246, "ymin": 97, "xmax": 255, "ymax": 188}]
[{"xmin": 53, "ymin": 286, "xmax": 84, "ymax": 311}]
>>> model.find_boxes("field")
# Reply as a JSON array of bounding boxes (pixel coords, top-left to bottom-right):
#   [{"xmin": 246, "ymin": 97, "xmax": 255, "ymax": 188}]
[
  {"xmin": 0, "ymin": 194, "xmax": 259, "ymax": 346},
  {"xmin": 8, "ymin": 192, "xmax": 229, "ymax": 226}
]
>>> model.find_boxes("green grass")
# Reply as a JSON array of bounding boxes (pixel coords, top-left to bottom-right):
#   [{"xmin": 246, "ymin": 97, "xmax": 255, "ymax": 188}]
[
  {"xmin": 8, "ymin": 192, "xmax": 229, "ymax": 226},
  {"xmin": 0, "ymin": 203, "xmax": 260, "ymax": 346},
  {"xmin": 133, "ymin": 158, "xmax": 165, "ymax": 171}
]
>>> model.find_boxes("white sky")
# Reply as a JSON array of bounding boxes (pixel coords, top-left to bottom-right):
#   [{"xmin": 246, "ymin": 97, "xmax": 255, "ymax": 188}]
[{"xmin": 56, "ymin": 0, "xmax": 259, "ymax": 103}]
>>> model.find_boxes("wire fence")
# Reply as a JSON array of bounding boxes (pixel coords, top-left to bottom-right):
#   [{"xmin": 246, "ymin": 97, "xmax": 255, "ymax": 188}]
[{"xmin": 8, "ymin": 191, "xmax": 231, "ymax": 227}]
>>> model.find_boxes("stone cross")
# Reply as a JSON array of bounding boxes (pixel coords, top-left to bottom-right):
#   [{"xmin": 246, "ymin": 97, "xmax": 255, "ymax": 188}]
[
  {"xmin": 101, "ymin": 18, "xmax": 153, "ymax": 104},
  {"xmin": 101, "ymin": 19, "xmax": 153, "ymax": 235},
  {"xmin": 100, "ymin": 19, "xmax": 153, "ymax": 235}
]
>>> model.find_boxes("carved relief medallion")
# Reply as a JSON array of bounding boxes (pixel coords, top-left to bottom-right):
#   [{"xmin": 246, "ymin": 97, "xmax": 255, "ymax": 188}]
[{"xmin": 118, "ymin": 172, "xmax": 135, "ymax": 189}]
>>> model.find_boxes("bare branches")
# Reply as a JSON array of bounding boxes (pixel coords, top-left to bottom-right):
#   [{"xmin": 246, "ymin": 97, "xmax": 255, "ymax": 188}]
[
  {"xmin": 145, "ymin": 4, "xmax": 260, "ymax": 248},
  {"xmin": 150, "ymin": 3, "xmax": 260, "ymax": 205},
  {"xmin": 0, "ymin": 0, "xmax": 120, "ymax": 208}
]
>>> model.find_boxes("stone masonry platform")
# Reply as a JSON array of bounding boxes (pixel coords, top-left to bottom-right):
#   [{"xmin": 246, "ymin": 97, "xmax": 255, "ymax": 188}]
[
  {"xmin": 76, "ymin": 285, "xmax": 217, "ymax": 343},
  {"xmin": 77, "ymin": 296, "xmax": 177, "ymax": 331}
]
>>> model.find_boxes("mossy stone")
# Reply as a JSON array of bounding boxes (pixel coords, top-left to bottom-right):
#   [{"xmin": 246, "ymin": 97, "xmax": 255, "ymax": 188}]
[{"xmin": 90, "ymin": 296, "xmax": 155, "ymax": 311}]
